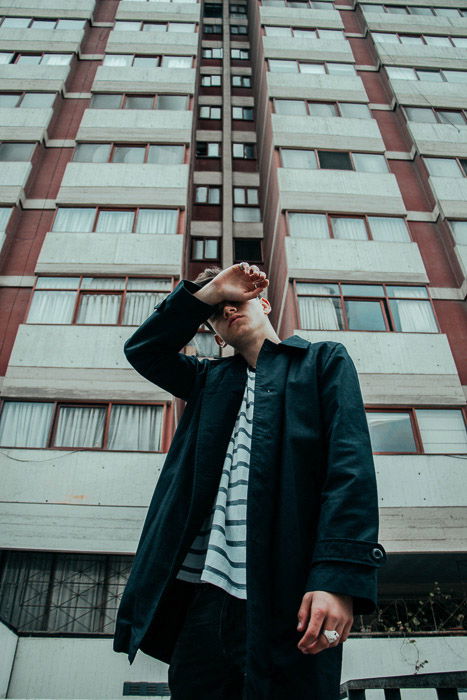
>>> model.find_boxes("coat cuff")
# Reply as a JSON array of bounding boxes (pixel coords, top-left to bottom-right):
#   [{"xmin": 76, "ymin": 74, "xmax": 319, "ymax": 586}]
[{"xmin": 154, "ymin": 279, "xmax": 217, "ymax": 320}]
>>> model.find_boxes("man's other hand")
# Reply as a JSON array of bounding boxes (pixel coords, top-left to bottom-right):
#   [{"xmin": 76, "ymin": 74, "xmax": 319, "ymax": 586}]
[{"xmin": 296, "ymin": 590, "xmax": 354, "ymax": 655}]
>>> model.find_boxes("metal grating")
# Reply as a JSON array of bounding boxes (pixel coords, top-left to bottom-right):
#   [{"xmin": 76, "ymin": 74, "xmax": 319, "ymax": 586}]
[{"xmin": 123, "ymin": 682, "xmax": 170, "ymax": 696}]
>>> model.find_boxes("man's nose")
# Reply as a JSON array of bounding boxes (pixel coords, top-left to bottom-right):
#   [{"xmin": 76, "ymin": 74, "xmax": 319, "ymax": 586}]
[{"xmin": 224, "ymin": 304, "xmax": 238, "ymax": 319}]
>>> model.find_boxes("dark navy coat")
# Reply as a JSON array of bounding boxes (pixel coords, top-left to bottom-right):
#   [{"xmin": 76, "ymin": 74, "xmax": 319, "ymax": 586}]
[{"xmin": 113, "ymin": 279, "xmax": 387, "ymax": 699}]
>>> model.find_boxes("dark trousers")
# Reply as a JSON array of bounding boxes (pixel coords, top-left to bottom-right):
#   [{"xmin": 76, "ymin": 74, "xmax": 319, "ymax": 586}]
[{"xmin": 168, "ymin": 582, "xmax": 247, "ymax": 699}]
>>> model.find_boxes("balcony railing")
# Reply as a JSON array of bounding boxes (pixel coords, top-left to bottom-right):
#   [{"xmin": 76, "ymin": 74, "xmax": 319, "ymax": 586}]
[{"xmin": 340, "ymin": 670, "xmax": 467, "ymax": 699}]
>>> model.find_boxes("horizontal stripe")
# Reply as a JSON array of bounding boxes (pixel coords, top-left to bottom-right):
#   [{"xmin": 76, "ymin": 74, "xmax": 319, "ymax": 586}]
[
  {"xmin": 206, "ymin": 545, "xmax": 246, "ymax": 568},
  {"xmin": 202, "ymin": 566, "xmax": 247, "ymax": 590}
]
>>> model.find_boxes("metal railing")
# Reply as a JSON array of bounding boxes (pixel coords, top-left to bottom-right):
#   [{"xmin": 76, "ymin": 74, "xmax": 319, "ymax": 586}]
[{"xmin": 339, "ymin": 670, "xmax": 467, "ymax": 699}]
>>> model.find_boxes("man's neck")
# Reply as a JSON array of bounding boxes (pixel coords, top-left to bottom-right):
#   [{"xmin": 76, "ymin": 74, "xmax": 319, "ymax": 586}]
[{"xmin": 236, "ymin": 331, "xmax": 281, "ymax": 369}]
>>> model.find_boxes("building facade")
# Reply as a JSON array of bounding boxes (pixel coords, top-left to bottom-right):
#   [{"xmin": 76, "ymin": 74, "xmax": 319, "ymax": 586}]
[{"xmin": 0, "ymin": 0, "xmax": 466, "ymax": 697}]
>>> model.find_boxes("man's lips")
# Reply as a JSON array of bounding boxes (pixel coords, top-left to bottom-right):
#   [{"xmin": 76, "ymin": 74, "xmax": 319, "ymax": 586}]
[{"xmin": 228, "ymin": 315, "xmax": 243, "ymax": 327}]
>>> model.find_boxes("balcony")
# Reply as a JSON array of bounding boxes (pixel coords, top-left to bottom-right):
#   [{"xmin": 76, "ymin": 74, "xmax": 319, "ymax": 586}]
[
  {"xmin": 0, "ymin": 106, "xmax": 53, "ymax": 141},
  {"xmin": 106, "ymin": 28, "xmax": 198, "ymax": 55},
  {"xmin": 374, "ymin": 41, "xmax": 467, "ymax": 71},
  {"xmin": 263, "ymin": 36, "xmax": 353, "ymax": 63},
  {"xmin": 260, "ymin": 6, "xmax": 343, "ymax": 28},
  {"xmin": 267, "ymin": 72, "xmax": 368, "ymax": 103},
  {"xmin": 428, "ymin": 176, "xmax": 467, "ymax": 218},
  {"xmin": 117, "ymin": 0, "xmax": 200, "ymax": 22},
  {"xmin": 76, "ymin": 108, "xmax": 193, "ymax": 143},
  {"xmin": 0, "ymin": 64, "xmax": 70, "ymax": 92},
  {"xmin": 92, "ymin": 65, "xmax": 196, "ymax": 94},
  {"xmin": 293, "ymin": 329, "xmax": 464, "ymax": 403},
  {"xmin": 272, "ymin": 113, "xmax": 384, "ymax": 152},
  {"xmin": 0, "ymin": 161, "xmax": 32, "ymax": 203},
  {"xmin": 365, "ymin": 11, "xmax": 467, "ymax": 34},
  {"xmin": 389, "ymin": 78, "xmax": 467, "ymax": 110},
  {"xmin": 0, "ymin": 0, "xmax": 94, "ymax": 16},
  {"xmin": 407, "ymin": 122, "xmax": 467, "ymax": 158},
  {"xmin": 0, "ymin": 27, "xmax": 84, "ymax": 53},
  {"xmin": 56, "ymin": 162, "xmax": 189, "ymax": 206}
]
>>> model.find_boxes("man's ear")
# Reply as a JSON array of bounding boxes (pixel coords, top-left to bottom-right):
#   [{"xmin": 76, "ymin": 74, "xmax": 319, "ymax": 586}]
[{"xmin": 260, "ymin": 297, "xmax": 272, "ymax": 315}]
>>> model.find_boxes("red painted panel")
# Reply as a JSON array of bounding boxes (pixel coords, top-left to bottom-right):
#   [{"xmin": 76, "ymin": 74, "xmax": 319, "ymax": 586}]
[
  {"xmin": 82, "ymin": 26, "xmax": 113, "ymax": 55},
  {"xmin": 359, "ymin": 71, "xmax": 392, "ymax": 104},
  {"xmin": 195, "ymin": 159, "xmax": 222, "ymax": 172},
  {"xmin": 1, "ymin": 210, "xmax": 54, "ymax": 276},
  {"xmin": 409, "ymin": 221, "xmax": 462, "ymax": 288},
  {"xmin": 232, "ymin": 159, "xmax": 257, "ymax": 173},
  {"xmin": 92, "ymin": 0, "xmax": 120, "ymax": 23},
  {"xmin": 389, "ymin": 160, "xmax": 435, "ymax": 212},
  {"xmin": 25, "ymin": 147, "xmax": 74, "ymax": 199},
  {"xmin": 47, "ymin": 98, "xmax": 88, "ymax": 140},
  {"xmin": 348, "ymin": 37, "xmax": 376, "ymax": 65},
  {"xmin": 192, "ymin": 205, "xmax": 222, "ymax": 221},
  {"xmin": 66, "ymin": 60, "xmax": 100, "ymax": 93},
  {"xmin": 373, "ymin": 109, "xmax": 412, "ymax": 152}
]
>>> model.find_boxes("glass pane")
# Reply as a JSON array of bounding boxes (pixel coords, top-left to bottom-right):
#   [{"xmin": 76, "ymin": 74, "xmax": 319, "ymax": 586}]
[
  {"xmin": 112, "ymin": 146, "xmax": 145, "ymax": 163},
  {"xmin": 0, "ymin": 401, "xmax": 54, "ymax": 448},
  {"xmin": 353, "ymin": 153, "xmax": 388, "ymax": 173},
  {"xmin": 41, "ymin": 54, "xmax": 71, "ymax": 65},
  {"xmin": 57, "ymin": 19, "xmax": 86, "ymax": 30},
  {"xmin": 246, "ymin": 189, "xmax": 258, "ymax": 204},
  {"xmin": 90, "ymin": 93, "xmax": 122, "ymax": 108},
  {"xmin": 16, "ymin": 55, "xmax": 41, "ymax": 64},
  {"xmin": 399, "ymin": 35, "xmax": 423, "ymax": 45},
  {"xmin": 434, "ymin": 7, "xmax": 458, "ymax": 16},
  {"xmin": 299, "ymin": 63, "xmax": 325, "ymax": 74},
  {"xmin": 147, "ymin": 145, "xmax": 184, "ymax": 164},
  {"xmin": 53, "ymin": 406, "xmax": 106, "ymax": 448},
  {"xmin": 339, "ymin": 103, "xmax": 371, "ymax": 119},
  {"xmin": 125, "ymin": 96, "xmax": 153, "ymax": 109},
  {"xmin": 319, "ymin": 30, "xmax": 344, "ymax": 40},
  {"xmin": 389, "ymin": 299, "xmax": 437, "ymax": 332},
  {"xmin": 274, "ymin": 100, "xmax": 307, "ymax": 115},
  {"xmin": 76, "ymin": 293, "xmax": 121, "ymax": 323},
  {"xmin": 127, "ymin": 278, "xmax": 172, "ymax": 290},
  {"xmin": 308, "ymin": 102, "xmax": 338, "ymax": 117},
  {"xmin": 170, "ymin": 22, "xmax": 195, "ymax": 31},
  {"xmin": 417, "ymin": 70, "xmax": 443, "ymax": 82},
  {"xmin": 372, "ymin": 32, "xmax": 399, "ymax": 43},
  {"xmin": 136, "ymin": 209, "xmax": 178, "ymax": 234},
  {"xmin": 368, "ymin": 216, "xmax": 409, "ymax": 242},
  {"xmin": 0, "ymin": 143, "xmax": 35, "ymax": 161},
  {"xmin": 410, "ymin": 6, "xmax": 433, "ymax": 14},
  {"xmin": 103, "ymin": 55, "xmax": 132, "ymax": 66},
  {"xmin": 425, "ymin": 158, "xmax": 461, "ymax": 177},
  {"xmin": 95, "ymin": 210, "xmax": 134, "ymax": 233},
  {"xmin": 345, "ymin": 300, "xmax": 386, "ymax": 330},
  {"xmin": 405, "ymin": 107, "xmax": 436, "ymax": 123},
  {"xmin": 298, "ymin": 295, "xmax": 342, "ymax": 330},
  {"xmin": 318, "ymin": 151, "xmax": 352, "ymax": 170},
  {"xmin": 2, "ymin": 18, "xmax": 30, "ymax": 28},
  {"xmin": 386, "ymin": 66, "xmax": 416, "ymax": 80},
  {"xmin": 386, "ymin": 286, "xmax": 428, "ymax": 298},
  {"xmin": 443, "ymin": 71, "xmax": 467, "ymax": 84},
  {"xmin": 367, "ymin": 412, "xmax": 417, "ymax": 452},
  {"xmin": 52, "ymin": 208, "xmax": 95, "ymax": 232},
  {"xmin": 342, "ymin": 283, "xmax": 384, "ymax": 296},
  {"xmin": 0, "ymin": 53, "xmax": 14, "ymax": 64},
  {"xmin": 81, "ymin": 278, "xmax": 125, "ymax": 289},
  {"xmin": 161, "ymin": 56, "xmax": 192, "ymax": 68},
  {"xmin": 27, "ymin": 291, "xmax": 75, "ymax": 323},
  {"xmin": 327, "ymin": 63, "xmax": 355, "ymax": 75},
  {"xmin": 437, "ymin": 111, "xmax": 465, "ymax": 126},
  {"xmin": 208, "ymin": 188, "xmax": 221, "ymax": 204},
  {"xmin": 21, "ymin": 92, "xmax": 55, "ymax": 107},
  {"xmin": 35, "ymin": 277, "xmax": 80, "ymax": 289},
  {"xmin": 142, "ymin": 23, "xmax": 166, "ymax": 31},
  {"xmin": 205, "ymin": 238, "xmax": 218, "ymax": 258},
  {"xmin": 269, "ymin": 60, "xmax": 298, "ymax": 72},
  {"xmin": 295, "ymin": 282, "xmax": 339, "ymax": 294},
  {"xmin": 114, "ymin": 21, "xmax": 141, "ymax": 30},
  {"xmin": 73, "ymin": 143, "xmax": 111, "ymax": 163},
  {"xmin": 31, "ymin": 20, "xmax": 56, "ymax": 30},
  {"xmin": 452, "ymin": 37, "xmax": 467, "ymax": 48},
  {"xmin": 265, "ymin": 26, "xmax": 292, "ymax": 35},
  {"xmin": 107, "ymin": 405, "xmax": 162, "ymax": 451},
  {"xmin": 123, "ymin": 292, "xmax": 164, "ymax": 323},
  {"xmin": 157, "ymin": 94, "xmax": 187, "ymax": 110},
  {"xmin": 133, "ymin": 57, "xmax": 157, "ymax": 67},
  {"xmin": 281, "ymin": 149, "xmax": 316, "ymax": 168},
  {"xmin": 415, "ymin": 409, "xmax": 467, "ymax": 454},
  {"xmin": 288, "ymin": 212, "xmax": 328, "ymax": 238},
  {"xmin": 0, "ymin": 94, "xmax": 20, "ymax": 107},
  {"xmin": 233, "ymin": 207, "xmax": 261, "ymax": 222},
  {"xmin": 449, "ymin": 220, "xmax": 467, "ymax": 245},
  {"xmin": 331, "ymin": 217, "xmax": 367, "ymax": 240},
  {"xmin": 233, "ymin": 188, "xmax": 245, "ymax": 204},
  {"xmin": 423, "ymin": 35, "xmax": 451, "ymax": 46}
]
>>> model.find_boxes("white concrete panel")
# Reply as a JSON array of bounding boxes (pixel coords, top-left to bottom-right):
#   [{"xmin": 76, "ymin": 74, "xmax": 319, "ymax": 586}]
[
  {"xmin": 429, "ymin": 177, "xmax": 467, "ymax": 218},
  {"xmin": 36, "ymin": 231, "xmax": 183, "ymax": 274},
  {"xmin": 286, "ymin": 238, "xmax": 427, "ymax": 282},
  {"xmin": 0, "ymin": 0, "xmax": 94, "ymax": 18},
  {"xmin": 455, "ymin": 244, "xmax": 467, "ymax": 282},
  {"xmin": 0, "ymin": 28, "xmax": 84, "ymax": 53},
  {"xmin": 0, "ymin": 502, "xmax": 146, "ymax": 552},
  {"xmin": 0, "ymin": 107, "xmax": 52, "ymax": 141},
  {"xmin": 272, "ymin": 114, "xmax": 384, "ymax": 151},
  {"xmin": 375, "ymin": 455, "xmax": 467, "ymax": 507},
  {"xmin": 77, "ymin": 108, "xmax": 193, "ymax": 143},
  {"xmin": 366, "ymin": 13, "xmax": 467, "ymax": 35},
  {"xmin": 0, "ymin": 449, "xmax": 165, "ymax": 508},
  {"xmin": 376, "ymin": 42, "xmax": 467, "ymax": 71},
  {"xmin": 260, "ymin": 6, "xmax": 343, "ymax": 29},
  {"xmin": 107, "ymin": 29, "xmax": 198, "ymax": 55},
  {"xmin": 267, "ymin": 72, "xmax": 368, "ymax": 102},
  {"xmin": 294, "ymin": 329, "xmax": 464, "ymax": 403},
  {"xmin": 56, "ymin": 163, "xmax": 189, "ymax": 206},
  {"xmin": 0, "ymin": 161, "xmax": 31, "ymax": 204},
  {"xmin": 263, "ymin": 36, "xmax": 353, "ymax": 62},
  {"xmin": 408, "ymin": 122, "xmax": 467, "ymax": 158},
  {"xmin": 0, "ymin": 64, "xmax": 69, "ymax": 92},
  {"xmin": 0, "ymin": 621, "xmax": 17, "ymax": 700},
  {"xmin": 390, "ymin": 79, "xmax": 467, "ymax": 110},
  {"xmin": 92, "ymin": 65, "xmax": 196, "ymax": 94},
  {"xmin": 117, "ymin": 0, "xmax": 200, "ymax": 21},
  {"xmin": 279, "ymin": 169, "xmax": 406, "ymax": 215}
]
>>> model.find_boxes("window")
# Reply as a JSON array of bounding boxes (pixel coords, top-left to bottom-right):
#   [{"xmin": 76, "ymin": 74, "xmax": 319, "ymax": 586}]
[
  {"xmin": 318, "ymin": 150, "xmax": 352, "ymax": 169},
  {"xmin": 233, "ymin": 187, "xmax": 261, "ymax": 222},
  {"xmin": 204, "ymin": 3, "xmax": 223, "ymax": 17},
  {"xmin": 448, "ymin": 220, "xmax": 467, "ymax": 245},
  {"xmin": 187, "ymin": 332, "xmax": 222, "ymax": 357},
  {"xmin": 26, "ymin": 277, "xmax": 173, "ymax": 326},
  {"xmin": 195, "ymin": 186, "xmax": 221, "ymax": 204},
  {"xmin": 0, "ymin": 551, "xmax": 133, "ymax": 634},
  {"xmin": 196, "ymin": 141, "xmax": 221, "ymax": 157},
  {"xmin": 0, "ymin": 207, "xmax": 13, "ymax": 232},
  {"xmin": 204, "ymin": 23, "xmax": 222, "ymax": 33},
  {"xmin": 201, "ymin": 74, "xmax": 222, "ymax": 86},
  {"xmin": 0, "ymin": 92, "xmax": 56, "ymax": 108},
  {"xmin": 424, "ymin": 157, "xmax": 466, "ymax": 177},
  {"xmin": 72, "ymin": 143, "xmax": 185, "ymax": 164},
  {"xmin": 233, "ymin": 143, "xmax": 256, "ymax": 159},
  {"xmin": 52, "ymin": 207, "xmax": 178, "ymax": 234},
  {"xmin": 103, "ymin": 54, "xmax": 192, "ymax": 68},
  {"xmin": 231, "ymin": 48, "xmax": 249, "ymax": 60},
  {"xmin": 191, "ymin": 237, "xmax": 219, "ymax": 260},
  {"xmin": 386, "ymin": 66, "xmax": 467, "ymax": 83},
  {"xmin": 202, "ymin": 47, "xmax": 223, "ymax": 59},
  {"xmin": 0, "ymin": 52, "xmax": 72, "ymax": 65},
  {"xmin": 89, "ymin": 93, "xmax": 188, "ymax": 110},
  {"xmin": 199, "ymin": 105, "xmax": 222, "ymax": 119},
  {"xmin": 113, "ymin": 20, "xmax": 196, "ymax": 32},
  {"xmin": 232, "ymin": 75, "xmax": 251, "ymax": 87},
  {"xmin": 280, "ymin": 149, "xmax": 388, "ymax": 172},
  {"xmin": 373, "ymin": 32, "xmax": 467, "ymax": 47},
  {"xmin": 295, "ymin": 282, "xmax": 438, "ymax": 332},
  {"xmin": 0, "ymin": 399, "xmax": 164, "ymax": 451},
  {"xmin": 264, "ymin": 25, "xmax": 344, "ymax": 39},
  {"xmin": 287, "ymin": 212, "xmax": 410, "ymax": 241},
  {"xmin": 268, "ymin": 59, "xmax": 356, "ymax": 74},
  {"xmin": 233, "ymin": 238, "xmax": 262, "ymax": 262},
  {"xmin": 230, "ymin": 3, "xmax": 248, "ymax": 16},
  {"xmin": 0, "ymin": 142, "xmax": 35, "ymax": 161},
  {"xmin": 231, "ymin": 24, "xmax": 248, "ymax": 34},
  {"xmin": 232, "ymin": 106, "xmax": 254, "ymax": 120},
  {"xmin": 367, "ymin": 409, "xmax": 467, "ymax": 454},
  {"xmin": 0, "ymin": 17, "xmax": 85, "ymax": 30}
]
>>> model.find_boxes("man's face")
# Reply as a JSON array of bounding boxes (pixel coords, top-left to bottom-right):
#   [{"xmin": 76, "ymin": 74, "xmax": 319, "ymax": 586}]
[{"xmin": 207, "ymin": 296, "xmax": 271, "ymax": 347}]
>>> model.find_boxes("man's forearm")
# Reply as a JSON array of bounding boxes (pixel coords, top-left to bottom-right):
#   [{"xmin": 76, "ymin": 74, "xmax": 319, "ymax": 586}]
[{"xmin": 192, "ymin": 281, "xmax": 223, "ymax": 305}]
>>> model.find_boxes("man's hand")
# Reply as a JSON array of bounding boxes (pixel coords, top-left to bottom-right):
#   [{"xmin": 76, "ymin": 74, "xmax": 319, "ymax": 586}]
[
  {"xmin": 296, "ymin": 591, "xmax": 354, "ymax": 655},
  {"xmin": 193, "ymin": 262, "xmax": 269, "ymax": 306}
]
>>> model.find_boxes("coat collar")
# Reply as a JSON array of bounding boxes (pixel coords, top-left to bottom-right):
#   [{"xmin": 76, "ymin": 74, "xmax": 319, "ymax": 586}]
[{"xmin": 231, "ymin": 334, "xmax": 309, "ymax": 367}]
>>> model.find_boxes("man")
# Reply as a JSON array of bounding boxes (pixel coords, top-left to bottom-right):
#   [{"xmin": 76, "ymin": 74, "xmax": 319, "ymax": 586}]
[{"xmin": 113, "ymin": 262, "xmax": 387, "ymax": 699}]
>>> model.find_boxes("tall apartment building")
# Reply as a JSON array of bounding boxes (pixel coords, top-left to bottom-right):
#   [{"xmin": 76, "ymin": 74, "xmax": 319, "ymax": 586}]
[{"xmin": 0, "ymin": 0, "xmax": 466, "ymax": 697}]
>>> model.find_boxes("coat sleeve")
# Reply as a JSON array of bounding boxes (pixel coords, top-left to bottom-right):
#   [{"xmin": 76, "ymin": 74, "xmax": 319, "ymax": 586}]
[
  {"xmin": 123, "ymin": 279, "xmax": 218, "ymax": 401},
  {"xmin": 305, "ymin": 342, "xmax": 388, "ymax": 615}
]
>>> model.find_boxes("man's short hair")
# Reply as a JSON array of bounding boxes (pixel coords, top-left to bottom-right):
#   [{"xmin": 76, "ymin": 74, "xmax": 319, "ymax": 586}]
[{"xmin": 192, "ymin": 266, "xmax": 223, "ymax": 288}]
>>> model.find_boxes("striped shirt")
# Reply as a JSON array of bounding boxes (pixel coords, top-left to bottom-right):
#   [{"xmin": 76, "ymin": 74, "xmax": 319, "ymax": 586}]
[{"xmin": 176, "ymin": 365, "xmax": 256, "ymax": 599}]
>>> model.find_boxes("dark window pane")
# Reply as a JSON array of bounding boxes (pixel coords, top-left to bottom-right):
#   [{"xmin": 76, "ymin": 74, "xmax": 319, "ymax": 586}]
[
  {"xmin": 157, "ymin": 94, "xmax": 187, "ymax": 110},
  {"xmin": 233, "ymin": 238, "xmax": 262, "ymax": 262},
  {"xmin": 345, "ymin": 300, "xmax": 386, "ymax": 330},
  {"xmin": 318, "ymin": 151, "xmax": 352, "ymax": 170},
  {"xmin": 204, "ymin": 3, "xmax": 223, "ymax": 17}
]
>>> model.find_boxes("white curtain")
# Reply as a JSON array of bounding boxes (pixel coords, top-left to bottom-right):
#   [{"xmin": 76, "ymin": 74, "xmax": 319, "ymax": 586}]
[
  {"xmin": 52, "ymin": 208, "xmax": 95, "ymax": 232},
  {"xmin": 107, "ymin": 404, "xmax": 163, "ymax": 451},
  {"xmin": 368, "ymin": 216, "xmax": 410, "ymax": 242},
  {"xmin": 54, "ymin": 406, "xmax": 106, "ymax": 448},
  {"xmin": 386, "ymin": 66, "xmax": 416, "ymax": 80},
  {"xmin": 389, "ymin": 299, "xmax": 437, "ymax": 332},
  {"xmin": 415, "ymin": 409, "xmax": 467, "ymax": 454},
  {"xmin": 148, "ymin": 145, "xmax": 184, "ymax": 164},
  {"xmin": 76, "ymin": 294, "xmax": 121, "ymax": 324},
  {"xmin": 425, "ymin": 158, "xmax": 460, "ymax": 177},
  {"xmin": 0, "ymin": 401, "xmax": 54, "ymax": 447},
  {"xmin": 136, "ymin": 209, "xmax": 178, "ymax": 233},
  {"xmin": 332, "ymin": 217, "xmax": 367, "ymax": 239},
  {"xmin": 281, "ymin": 149, "xmax": 316, "ymax": 168},
  {"xmin": 353, "ymin": 153, "xmax": 388, "ymax": 173},
  {"xmin": 95, "ymin": 210, "xmax": 135, "ymax": 233},
  {"xmin": 275, "ymin": 100, "xmax": 307, "ymax": 115},
  {"xmin": 42, "ymin": 54, "xmax": 71, "ymax": 65},
  {"xmin": 161, "ymin": 56, "xmax": 192, "ymax": 68},
  {"xmin": 288, "ymin": 213, "xmax": 328, "ymax": 238},
  {"xmin": 103, "ymin": 55, "xmax": 131, "ymax": 66},
  {"xmin": 233, "ymin": 207, "xmax": 261, "ymax": 222},
  {"xmin": 297, "ymin": 286, "xmax": 340, "ymax": 329},
  {"xmin": 123, "ymin": 292, "xmax": 165, "ymax": 324},
  {"xmin": 269, "ymin": 60, "xmax": 298, "ymax": 72},
  {"xmin": 27, "ymin": 291, "xmax": 75, "ymax": 323}
]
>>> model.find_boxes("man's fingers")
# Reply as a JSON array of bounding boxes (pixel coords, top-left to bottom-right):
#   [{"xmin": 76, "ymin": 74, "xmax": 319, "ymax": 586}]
[
  {"xmin": 297, "ymin": 593, "xmax": 312, "ymax": 631},
  {"xmin": 297, "ymin": 605, "xmax": 326, "ymax": 650}
]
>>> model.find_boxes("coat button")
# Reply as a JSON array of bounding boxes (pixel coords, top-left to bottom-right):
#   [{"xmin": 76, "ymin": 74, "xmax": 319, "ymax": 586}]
[{"xmin": 371, "ymin": 547, "xmax": 384, "ymax": 561}]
